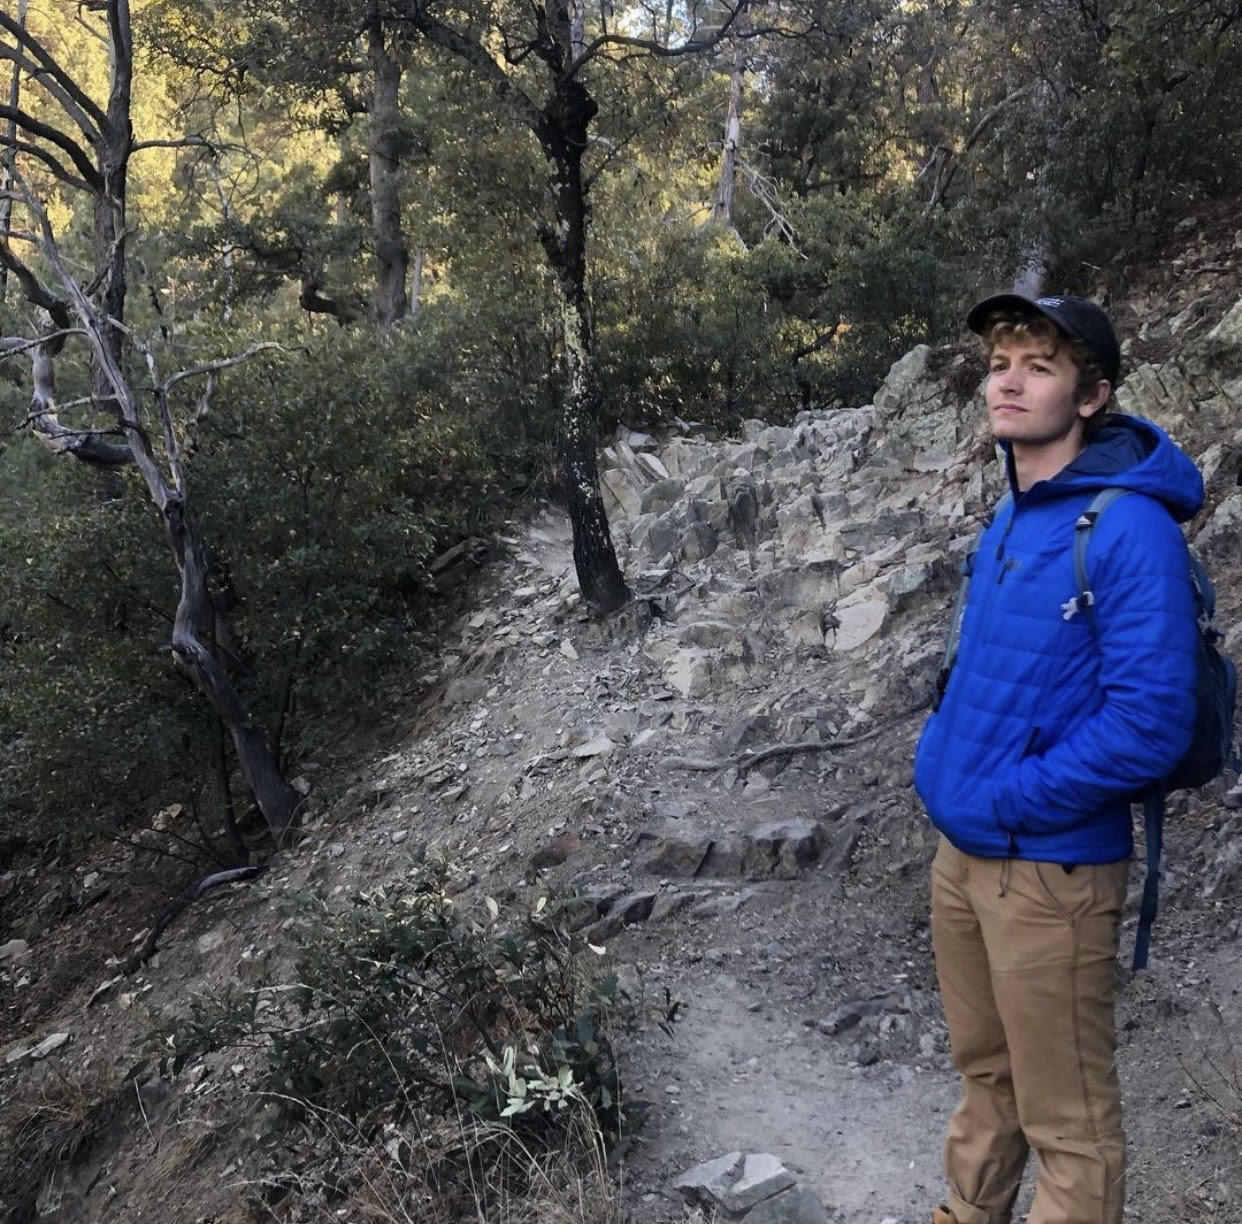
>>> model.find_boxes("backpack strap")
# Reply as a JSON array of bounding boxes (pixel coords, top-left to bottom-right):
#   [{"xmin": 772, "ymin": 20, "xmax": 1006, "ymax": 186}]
[
  {"xmin": 935, "ymin": 491, "xmax": 1013, "ymax": 710},
  {"xmin": 1132, "ymin": 790, "xmax": 1165, "ymax": 971},
  {"xmin": 1066, "ymin": 486, "xmax": 1174, "ymax": 971},
  {"xmin": 1062, "ymin": 487, "xmax": 1130, "ymax": 621}
]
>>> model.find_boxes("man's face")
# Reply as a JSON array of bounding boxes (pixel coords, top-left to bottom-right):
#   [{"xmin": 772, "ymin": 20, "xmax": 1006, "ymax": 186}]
[{"xmin": 984, "ymin": 337, "xmax": 1104, "ymax": 450}]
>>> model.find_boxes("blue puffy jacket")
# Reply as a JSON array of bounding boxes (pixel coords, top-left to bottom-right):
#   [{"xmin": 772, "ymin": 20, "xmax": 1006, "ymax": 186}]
[{"xmin": 914, "ymin": 414, "xmax": 1203, "ymax": 864}]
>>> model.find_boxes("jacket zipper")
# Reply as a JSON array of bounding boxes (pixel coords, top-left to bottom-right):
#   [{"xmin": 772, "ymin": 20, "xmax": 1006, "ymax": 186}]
[{"xmin": 934, "ymin": 497, "xmax": 1019, "ymax": 816}]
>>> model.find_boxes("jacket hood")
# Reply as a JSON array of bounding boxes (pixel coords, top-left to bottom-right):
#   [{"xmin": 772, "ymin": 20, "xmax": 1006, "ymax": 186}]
[{"xmin": 1004, "ymin": 413, "xmax": 1205, "ymax": 523}]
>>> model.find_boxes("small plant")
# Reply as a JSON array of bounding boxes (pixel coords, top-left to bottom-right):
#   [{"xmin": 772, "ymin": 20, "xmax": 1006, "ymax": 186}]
[{"xmin": 145, "ymin": 851, "xmax": 655, "ymax": 1158}]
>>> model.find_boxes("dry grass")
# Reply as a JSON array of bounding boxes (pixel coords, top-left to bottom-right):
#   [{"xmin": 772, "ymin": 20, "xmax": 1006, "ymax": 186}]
[
  {"xmin": 242, "ymin": 1091, "xmax": 623, "ymax": 1224},
  {"xmin": 0, "ymin": 1063, "xmax": 130, "ymax": 1224}
]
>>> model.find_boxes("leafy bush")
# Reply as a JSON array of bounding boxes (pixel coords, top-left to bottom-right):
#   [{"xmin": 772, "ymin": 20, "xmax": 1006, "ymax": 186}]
[
  {"xmin": 146, "ymin": 854, "xmax": 656, "ymax": 1152},
  {"xmin": 0, "ymin": 442, "xmax": 216, "ymax": 851},
  {"xmin": 0, "ymin": 321, "xmax": 508, "ymax": 849}
]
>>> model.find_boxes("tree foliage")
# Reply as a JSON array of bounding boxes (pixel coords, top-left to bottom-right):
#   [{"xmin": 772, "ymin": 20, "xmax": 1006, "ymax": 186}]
[{"xmin": 4, "ymin": 0, "xmax": 1242, "ymax": 852}]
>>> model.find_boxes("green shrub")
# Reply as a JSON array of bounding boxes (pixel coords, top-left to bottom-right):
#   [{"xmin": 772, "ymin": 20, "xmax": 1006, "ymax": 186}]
[
  {"xmin": 0, "ymin": 321, "xmax": 510, "ymax": 849},
  {"xmin": 146, "ymin": 854, "xmax": 657, "ymax": 1151}
]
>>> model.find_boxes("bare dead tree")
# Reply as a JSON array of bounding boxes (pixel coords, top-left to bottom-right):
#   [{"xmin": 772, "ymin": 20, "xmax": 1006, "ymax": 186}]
[{"xmin": 0, "ymin": 1, "xmax": 299, "ymax": 842}]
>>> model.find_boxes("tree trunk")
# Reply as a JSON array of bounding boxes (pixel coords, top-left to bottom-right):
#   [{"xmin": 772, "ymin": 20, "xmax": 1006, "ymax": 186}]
[
  {"xmin": 0, "ymin": 0, "xmax": 26, "ymax": 304},
  {"xmin": 367, "ymin": 20, "xmax": 409, "ymax": 326},
  {"xmin": 410, "ymin": 245, "xmax": 424, "ymax": 314},
  {"xmin": 712, "ymin": 28, "xmax": 746, "ymax": 226},
  {"xmin": 164, "ymin": 499, "xmax": 298, "ymax": 840},
  {"xmin": 538, "ymin": 83, "xmax": 631, "ymax": 616},
  {"xmin": 94, "ymin": 0, "xmax": 132, "ymax": 391}
]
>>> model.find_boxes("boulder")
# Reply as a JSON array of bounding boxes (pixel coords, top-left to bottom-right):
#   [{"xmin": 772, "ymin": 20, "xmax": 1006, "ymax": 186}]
[
  {"xmin": 829, "ymin": 596, "xmax": 887, "ymax": 651},
  {"xmin": 1206, "ymin": 296, "xmax": 1242, "ymax": 347},
  {"xmin": 717, "ymin": 1153, "xmax": 796, "ymax": 1214},
  {"xmin": 742, "ymin": 1183, "xmax": 832, "ymax": 1224},
  {"xmin": 601, "ymin": 468, "xmax": 643, "ymax": 518},
  {"xmin": 635, "ymin": 824, "xmax": 715, "ymax": 877},
  {"xmin": 1196, "ymin": 493, "xmax": 1242, "ymax": 551},
  {"xmin": 674, "ymin": 1152, "xmax": 829, "ymax": 1224},
  {"xmin": 743, "ymin": 820, "xmax": 827, "ymax": 879},
  {"xmin": 640, "ymin": 477, "xmax": 686, "ymax": 515},
  {"xmin": 0, "ymin": 938, "xmax": 30, "ymax": 965},
  {"xmin": 666, "ymin": 650, "xmax": 714, "ymax": 698}
]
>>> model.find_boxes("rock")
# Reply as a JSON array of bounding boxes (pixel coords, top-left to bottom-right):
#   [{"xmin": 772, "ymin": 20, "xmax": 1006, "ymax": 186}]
[
  {"xmin": 1206, "ymin": 297, "xmax": 1242, "ymax": 347},
  {"xmin": 1196, "ymin": 494, "xmax": 1242, "ymax": 551},
  {"xmin": 829, "ymin": 597, "xmax": 887, "ymax": 652},
  {"xmin": 678, "ymin": 620, "xmax": 742, "ymax": 649},
  {"xmin": 528, "ymin": 833, "xmax": 580, "ymax": 871},
  {"xmin": 717, "ymin": 1153, "xmax": 796, "ymax": 1214},
  {"xmin": 30, "ymin": 1032, "xmax": 71, "ymax": 1059},
  {"xmin": 884, "ymin": 559, "xmax": 949, "ymax": 613},
  {"xmin": 1201, "ymin": 816, "xmax": 1242, "ymax": 899},
  {"xmin": 872, "ymin": 345, "xmax": 977, "ymax": 467},
  {"xmin": 635, "ymin": 825, "xmax": 715, "ymax": 877},
  {"xmin": 196, "ymin": 929, "xmax": 226, "ymax": 954},
  {"xmin": 675, "ymin": 1152, "xmax": 823, "ymax": 1223},
  {"xmin": 723, "ymin": 714, "xmax": 778, "ymax": 755},
  {"xmin": 742, "ymin": 820, "xmax": 827, "ymax": 878},
  {"xmin": 0, "ymin": 938, "xmax": 30, "ymax": 965},
  {"xmin": 683, "ymin": 520, "xmax": 720, "ymax": 561},
  {"xmin": 640, "ymin": 478, "xmax": 687, "ymax": 515},
  {"xmin": 789, "ymin": 610, "xmax": 826, "ymax": 646},
  {"xmin": 649, "ymin": 889, "xmax": 700, "ymax": 922},
  {"xmin": 87, "ymin": 976, "xmax": 123, "ymax": 1008},
  {"xmin": 674, "ymin": 1152, "xmax": 744, "ymax": 1206},
  {"xmin": 636, "ymin": 452, "xmax": 670, "ymax": 480},
  {"xmin": 445, "ymin": 676, "xmax": 490, "ymax": 705},
  {"xmin": 757, "ymin": 565, "xmax": 842, "ymax": 616},
  {"xmin": 741, "ymin": 1183, "xmax": 832, "ymax": 1224},
  {"xmin": 695, "ymin": 834, "xmax": 743, "ymax": 876},
  {"xmin": 585, "ymin": 890, "xmax": 659, "ymax": 940},
  {"xmin": 570, "ymin": 735, "xmax": 615, "ymax": 758},
  {"xmin": 826, "ymin": 817, "xmax": 864, "ymax": 872},
  {"xmin": 601, "ymin": 468, "xmax": 643, "ymax": 518},
  {"xmin": 666, "ymin": 651, "xmax": 714, "ymax": 698}
]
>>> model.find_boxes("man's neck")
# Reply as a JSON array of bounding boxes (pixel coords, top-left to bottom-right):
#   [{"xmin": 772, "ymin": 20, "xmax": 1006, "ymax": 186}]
[{"xmin": 1010, "ymin": 438, "xmax": 1087, "ymax": 492}]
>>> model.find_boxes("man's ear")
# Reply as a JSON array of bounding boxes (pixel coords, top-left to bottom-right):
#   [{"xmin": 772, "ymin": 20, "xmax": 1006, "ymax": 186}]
[{"xmin": 1078, "ymin": 379, "xmax": 1112, "ymax": 421}]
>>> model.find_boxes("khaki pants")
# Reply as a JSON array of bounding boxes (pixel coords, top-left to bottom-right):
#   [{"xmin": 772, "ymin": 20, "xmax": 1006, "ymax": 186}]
[{"xmin": 930, "ymin": 837, "xmax": 1129, "ymax": 1224}]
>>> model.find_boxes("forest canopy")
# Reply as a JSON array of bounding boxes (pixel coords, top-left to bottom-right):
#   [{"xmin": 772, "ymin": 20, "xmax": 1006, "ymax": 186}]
[{"xmin": 3, "ymin": 0, "xmax": 1242, "ymax": 854}]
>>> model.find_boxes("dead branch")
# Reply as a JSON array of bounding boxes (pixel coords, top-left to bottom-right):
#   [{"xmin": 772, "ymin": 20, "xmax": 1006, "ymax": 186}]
[
  {"xmin": 667, "ymin": 725, "xmax": 885, "ymax": 775},
  {"xmin": 163, "ymin": 343, "xmax": 287, "ymax": 395},
  {"xmin": 736, "ymin": 157, "xmax": 797, "ymax": 245},
  {"xmin": 123, "ymin": 865, "xmax": 263, "ymax": 973}
]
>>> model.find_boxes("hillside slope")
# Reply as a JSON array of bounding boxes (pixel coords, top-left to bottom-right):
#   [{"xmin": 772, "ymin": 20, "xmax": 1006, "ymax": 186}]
[{"xmin": 2, "ymin": 257, "xmax": 1241, "ymax": 1223}]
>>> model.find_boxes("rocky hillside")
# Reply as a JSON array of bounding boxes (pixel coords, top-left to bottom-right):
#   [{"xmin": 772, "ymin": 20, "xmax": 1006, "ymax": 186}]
[{"xmin": 2, "ymin": 275, "xmax": 1241, "ymax": 1223}]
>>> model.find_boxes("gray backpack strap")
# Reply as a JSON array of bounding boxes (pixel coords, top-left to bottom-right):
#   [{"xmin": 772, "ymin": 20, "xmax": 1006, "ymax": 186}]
[
  {"xmin": 1063, "ymin": 487, "xmax": 1130, "ymax": 621},
  {"xmin": 935, "ymin": 491, "xmax": 1012, "ymax": 708}
]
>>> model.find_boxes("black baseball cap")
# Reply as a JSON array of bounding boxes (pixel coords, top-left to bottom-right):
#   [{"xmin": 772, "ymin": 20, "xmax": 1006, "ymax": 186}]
[{"xmin": 966, "ymin": 293, "xmax": 1121, "ymax": 387}]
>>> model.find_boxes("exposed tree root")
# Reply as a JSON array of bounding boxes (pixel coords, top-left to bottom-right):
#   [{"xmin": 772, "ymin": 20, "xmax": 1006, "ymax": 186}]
[
  {"xmin": 124, "ymin": 866, "xmax": 263, "ymax": 974},
  {"xmin": 667, "ymin": 725, "xmax": 885, "ymax": 776}
]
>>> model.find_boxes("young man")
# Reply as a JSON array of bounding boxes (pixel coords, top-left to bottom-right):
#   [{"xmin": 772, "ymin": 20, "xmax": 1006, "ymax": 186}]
[{"xmin": 914, "ymin": 294, "xmax": 1203, "ymax": 1224}]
